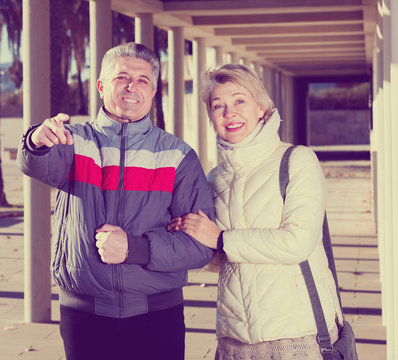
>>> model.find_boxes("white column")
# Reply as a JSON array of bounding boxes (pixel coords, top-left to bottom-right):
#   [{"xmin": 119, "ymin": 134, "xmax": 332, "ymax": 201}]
[
  {"xmin": 272, "ymin": 70, "xmax": 281, "ymax": 112},
  {"xmin": 22, "ymin": 0, "xmax": 51, "ymax": 323},
  {"xmin": 168, "ymin": 27, "xmax": 185, "ymax": 140},
  {"xmin": 269, "ymin": 68, "xmax": 277, "ymax": 105},
  {"xmin": 228, "ymin": 51, "xmax": 237, "ymax": 63},
  {"xmin": 239, "ymin": 57, "xmax": 248, "ymax": 65},
  {"xmin": 374, "ymin": 1, "xmax": 386, "ymax": 328},
  {"xmin": 89, "ymin": 0, "xmax": 112, "ymax": 121},
  {"xmin": 382, "ymin": 1, "xmax": 394, "ymax": 358},
  {"xmin": 253, "ymin": 62, "xmax": 263, "ymax": 81},
  {"xmin": 390, "ymin": 0, "xmax": 398, "ymax": 357},
  {"xmin": 262, "ymin": 65, "xmax": 272, "ymax": 95},
  {"xmin": 193, "ymin": 38, "xmax": 211, "ymax": 173},
  {"xmin": 282, "ymin": 74, "xmax": 294, "ymax": 143},
  {"xmin": 135, "ymin": 13, "xmax": 154, "ymax": 50},
  {"xmin": 135, "ymin": 13, "xmax": 155, "ymax": 122},
  {"xmin": 214, "ymin": 46, "xmax": 224, "ymax": 66}
]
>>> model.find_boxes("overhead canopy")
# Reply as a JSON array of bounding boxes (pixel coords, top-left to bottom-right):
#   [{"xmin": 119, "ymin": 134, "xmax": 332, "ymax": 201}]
[{"xmin": 111, "ymin": 0, "xmax": 377, "ymax": 76}]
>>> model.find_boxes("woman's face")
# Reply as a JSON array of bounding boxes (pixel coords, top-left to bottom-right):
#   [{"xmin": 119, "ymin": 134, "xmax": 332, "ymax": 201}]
[{"xmin": 209, "ymin": 81, "xmax": 265, "ymax": 144}]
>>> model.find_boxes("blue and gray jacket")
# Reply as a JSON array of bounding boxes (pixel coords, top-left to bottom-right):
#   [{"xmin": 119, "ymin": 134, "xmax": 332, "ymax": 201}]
[{"xmin": 17, "ymin": 107, "xmax": 215, "ymax": 318}]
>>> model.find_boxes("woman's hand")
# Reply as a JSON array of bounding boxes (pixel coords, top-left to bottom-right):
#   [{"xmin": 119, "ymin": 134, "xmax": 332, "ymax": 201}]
[
  {"xmin": 167, "ymin": 217, "xmax": 182, "ymax": 232},
  {"xmin": 178, "ymin": 209, "xmax": 220, "ymax": 249}
]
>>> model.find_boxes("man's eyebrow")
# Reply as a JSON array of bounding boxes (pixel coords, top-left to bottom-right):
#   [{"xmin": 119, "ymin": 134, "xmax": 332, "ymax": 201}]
[
  {"xmin": 115, "ymin": 72, "xmax": 151, "ymax": 81},
  {"xmin": 138, "ymin": 74, "xmax": 151, "ymax": 81}
]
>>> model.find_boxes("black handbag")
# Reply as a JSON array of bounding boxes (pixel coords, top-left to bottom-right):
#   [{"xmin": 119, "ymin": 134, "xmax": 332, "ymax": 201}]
[{"xmin": 279, "ymin": 146, "xmax": 359, "ymax": 360}]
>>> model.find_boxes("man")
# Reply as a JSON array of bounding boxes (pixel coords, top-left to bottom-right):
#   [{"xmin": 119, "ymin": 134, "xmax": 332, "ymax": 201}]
[{"xmin": 17, "ymin": 42, "xmax": 215, "ymax": 360}]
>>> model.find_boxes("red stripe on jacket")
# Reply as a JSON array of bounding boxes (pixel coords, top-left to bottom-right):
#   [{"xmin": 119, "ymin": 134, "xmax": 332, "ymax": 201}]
[{"xmin": 68, "ymin": 154, "xmax": 175, "ymax": 193}]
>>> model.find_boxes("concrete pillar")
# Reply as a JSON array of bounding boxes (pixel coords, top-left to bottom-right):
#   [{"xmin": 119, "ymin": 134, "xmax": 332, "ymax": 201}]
[
  {"xmin": 389, "ymin": 0, "xmax": 398, "ymax": 357},
  {"xmin": 228, "ymin": 51, "xmax": 237, "ymax": 63},
  {"xmin": 253, "ymin": 62, "xmax": 263, "ymax": 81},
  {"xmin": 214, "ymin": 46, "xmax": 224, "ymax": 66},
  {"xmin": 271, "ymin": 70, "xmax": 281, "ymax": 112},
  {"xmin": 382, "ymin": 1, "xmax": 395, "ymax": 358},
  {"xmin": 262, "ymin": 65, "xmax": 272, "ymax": 95},
  {"xmin": 135, "ymin": 13, "xmax": 155, "ymax": 122},
  {"xmin": 373, "ymin": 2, "xmax": 386, "ymax": 327},
  {"xmin": 281, "ymin": 74, "xmax": 295, "ymax": 143},
  {"xmin": 193, "ymin": 38, "xmax": 211, "ymax": 173},
  {"xmin": 270, "ymin": 68, "xmax": 277, "ymax": 105},
  {"xmin": 89, "ymin": 0, "xmax": 112, "ymax": 121},
  {"xmin": 168, "ymin": 27, "xmax": 185, "ymax": 140},
  {"xmin": 135, "ymin": 13, "xmax": 154, "ymax": 50},
  {"xmin": 22, "ymin": 0, "xmax": 51, "ymax": 323},
  {"xmin": 239, "ymin": 57, "xmax": 247, "ymax": 66}
]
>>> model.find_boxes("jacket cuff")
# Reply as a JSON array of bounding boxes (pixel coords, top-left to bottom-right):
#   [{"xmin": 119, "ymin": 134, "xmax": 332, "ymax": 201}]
[
  {"xmin": 23, "ymin": 125, "xmax": 51, "ymax": 155},
  {"xmin": 217, "ymin": 231, "xmax": 225, "ymax": 254},
  {"xmin": 125, "ymin": 235, "xmax": 150, "ymax": 265}
]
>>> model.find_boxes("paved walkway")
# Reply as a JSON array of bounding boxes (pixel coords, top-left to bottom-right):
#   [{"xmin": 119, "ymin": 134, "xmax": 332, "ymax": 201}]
[{"xmin": 0, "ymin": 156, "xmax": 386, "ymax": 359}]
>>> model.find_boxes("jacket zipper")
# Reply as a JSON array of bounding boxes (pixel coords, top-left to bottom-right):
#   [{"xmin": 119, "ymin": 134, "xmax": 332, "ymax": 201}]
[{"xmin": 114, "ymin": 123, "xmax": 127, "ymax": 318}]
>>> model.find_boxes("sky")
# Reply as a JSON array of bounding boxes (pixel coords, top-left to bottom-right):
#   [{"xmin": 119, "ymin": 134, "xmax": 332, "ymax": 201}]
[{"xmin": 0, "ymin": 27, "xmax": 13, "ymax": 64}]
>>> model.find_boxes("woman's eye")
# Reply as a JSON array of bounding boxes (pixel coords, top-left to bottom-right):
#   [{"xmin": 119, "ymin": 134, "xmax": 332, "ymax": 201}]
[
  {"xmin": 213, "ymin": 104, "xmax": 223, "ymax": 110},
  {"xmin": 236, "ymin": 99, "xmax": 244, "ymax": 104}
]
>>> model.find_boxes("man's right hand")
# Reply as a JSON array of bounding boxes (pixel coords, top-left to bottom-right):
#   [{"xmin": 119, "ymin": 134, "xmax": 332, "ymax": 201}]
[{"xmin": 31, "ymin": 113, "xmax": 74, "ymax": 148}]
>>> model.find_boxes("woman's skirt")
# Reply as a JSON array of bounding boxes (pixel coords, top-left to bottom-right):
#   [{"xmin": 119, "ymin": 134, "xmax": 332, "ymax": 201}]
[{"xmin": 215, "ymin": 324, "xmax": 339, "ymax": 360}]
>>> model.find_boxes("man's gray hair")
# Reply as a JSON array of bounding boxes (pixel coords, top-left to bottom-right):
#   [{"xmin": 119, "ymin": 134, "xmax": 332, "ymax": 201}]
[{"xmin": 99, "ymin": 42, "xmax": 160, "ymax": 88}]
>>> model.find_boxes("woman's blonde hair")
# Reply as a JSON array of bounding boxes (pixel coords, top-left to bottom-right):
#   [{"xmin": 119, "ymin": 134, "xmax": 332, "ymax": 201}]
[{"xmin": 201, "ymin": 64, "xmax": 274, "ymax": 121}]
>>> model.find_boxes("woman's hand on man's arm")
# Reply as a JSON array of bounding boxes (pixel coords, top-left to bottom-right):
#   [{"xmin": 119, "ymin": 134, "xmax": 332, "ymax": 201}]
[{"xmin": 168, "ymin": 210, "xmax": 220, "ymax": 250}]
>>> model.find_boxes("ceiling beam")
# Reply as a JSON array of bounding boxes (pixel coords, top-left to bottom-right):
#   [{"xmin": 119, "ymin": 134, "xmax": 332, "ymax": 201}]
[
  {"xmin": 192, "ymin": 11, "xmax": 363, "ymax": 26},
  {"xmin": 214, "ymin": 23, "xmax": 364, "ymax": 37},
  {"xmin": 162, "ymin": 0, "xmax": 363, "ymax": 14},
  {"xmin": 247, "ymin": 43, "xmax": 364, "ymax": 52},
  {"xmin": 232, "ymin": 34, "xmax": 364, "ymax": 45}
]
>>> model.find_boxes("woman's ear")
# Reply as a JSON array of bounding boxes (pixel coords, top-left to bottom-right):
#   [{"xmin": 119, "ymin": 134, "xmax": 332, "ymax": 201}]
[{"xmin": 258, "ymin": 106, "xmax": 265, "ymax": 120}]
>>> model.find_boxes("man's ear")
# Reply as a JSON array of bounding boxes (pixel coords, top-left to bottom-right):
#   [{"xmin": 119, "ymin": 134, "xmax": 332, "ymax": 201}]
[
  {"xmin": 151, "ymin": 88, "xmax": 157, "ymax": 99},
  {"xmin": 97, "ymin": 80, "xmax": 104, "ymax": 99}
]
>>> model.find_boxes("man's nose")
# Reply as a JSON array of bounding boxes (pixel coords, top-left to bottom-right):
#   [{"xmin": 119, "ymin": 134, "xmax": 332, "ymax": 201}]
[{"xmin": 126, "ymin": 80, "xmax": 136, "ymax": 91}]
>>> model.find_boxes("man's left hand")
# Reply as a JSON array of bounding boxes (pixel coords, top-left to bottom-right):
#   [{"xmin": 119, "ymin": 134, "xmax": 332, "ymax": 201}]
[{"xmin": 95, "ymin": 224, "xmax": 128, "ymax": 264}]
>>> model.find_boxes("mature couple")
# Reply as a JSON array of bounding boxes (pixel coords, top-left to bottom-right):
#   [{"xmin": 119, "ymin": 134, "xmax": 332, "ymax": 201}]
[{"xmin": 18, "ymin": 42, "xmax": 342, "ymax": 360}]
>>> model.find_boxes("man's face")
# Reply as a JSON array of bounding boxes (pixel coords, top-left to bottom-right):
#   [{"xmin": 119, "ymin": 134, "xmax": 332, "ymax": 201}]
[{"xmin": 97, "ymin": 57, "xmax": 157, "ymax": 123}]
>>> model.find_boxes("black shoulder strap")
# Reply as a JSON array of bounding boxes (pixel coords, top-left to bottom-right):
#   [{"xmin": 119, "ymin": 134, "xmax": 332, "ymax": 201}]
[
  {"xmin": 279, "ymin": 145, "xmax": 296, "ymax": 203},
  {"xmin": 279, "ymin": 145, "xmax": 339, "ymax": 359}
]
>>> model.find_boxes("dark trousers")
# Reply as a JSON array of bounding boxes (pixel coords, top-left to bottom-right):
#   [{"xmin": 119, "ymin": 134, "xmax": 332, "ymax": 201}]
[{"xmin": 60, "ymin": 303, "xmax": 185, "ymax": 360}]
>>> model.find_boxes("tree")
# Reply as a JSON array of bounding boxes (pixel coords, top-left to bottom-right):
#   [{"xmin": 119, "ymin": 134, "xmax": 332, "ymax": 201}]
[
  {"xmin": 65, "ymin": 0, "xmax": 89, "ymax": 115},
  {"xmin": 0, "ymin": 0, "xmax": 22, "ymax": 206},
  {"xmin": 0, "ymin": 0, "xmax": 22, "ymax": 90},
  {"xmin": 153, "ymin": 26, "xmax": 167, "ymax": 130},
  {"xmin": 50, "ymin": 0, "xmax": 71, "ymax": 115},
  {"xmin": 50, "ymin": 0, "xmax": 89, "ymax": 116}
]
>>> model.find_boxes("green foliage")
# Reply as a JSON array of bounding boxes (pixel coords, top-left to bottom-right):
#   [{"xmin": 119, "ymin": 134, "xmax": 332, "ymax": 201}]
[{"xmin": 309, "ymin": 83, "xmax": 370, "ymax": 110}]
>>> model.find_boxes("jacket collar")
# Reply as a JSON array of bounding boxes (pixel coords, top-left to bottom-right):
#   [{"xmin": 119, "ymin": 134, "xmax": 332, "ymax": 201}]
[
  {"xmin": 92, "ymin": 106, "xmax": 153, "ymax": 138},
  {"xmin": 217, "ymin": 109, "xmax": 282, "ymax": 169}
]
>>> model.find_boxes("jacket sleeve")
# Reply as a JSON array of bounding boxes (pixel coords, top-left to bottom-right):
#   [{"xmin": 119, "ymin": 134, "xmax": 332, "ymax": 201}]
[
  {"xmin": 16, "ymin": 125, "xmax": 75, "ymax": 188},
  {"xmin": 223, "ymin": 146, "xmax": 327, "ymax": 265},
  {"xmin": 126, "ymin": 149, "xmax": 216, "ymax": 272}
]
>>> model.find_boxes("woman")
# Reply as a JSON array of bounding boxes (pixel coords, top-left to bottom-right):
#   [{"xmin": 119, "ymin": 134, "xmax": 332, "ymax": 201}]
[{"xmin": 169, "ymin": 64, "xmax": 343, "ymax": 359}]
